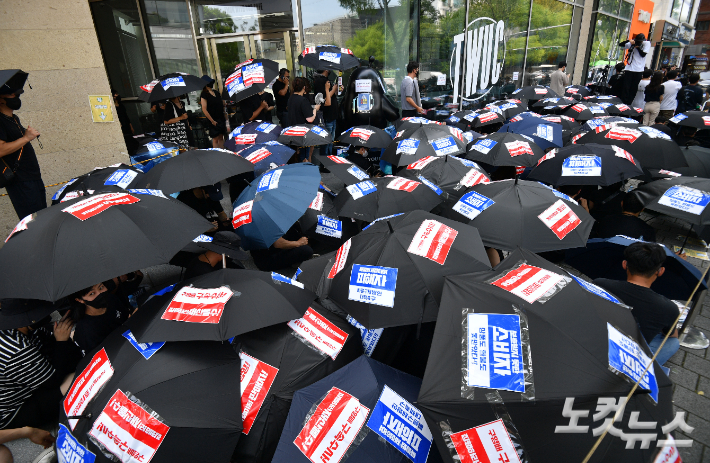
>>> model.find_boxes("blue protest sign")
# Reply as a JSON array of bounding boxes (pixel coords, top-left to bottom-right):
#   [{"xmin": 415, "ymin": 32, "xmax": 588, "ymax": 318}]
[
  {"xmin": 536, "ymin": 124, "xmax": 554, "ymax": 142},
  {"xmin": 347, "ymin": 165, "xmax": 369, "ymax": 181},
  {"xmin": 52, "ymin": 179, "xmax": 78, "ymax": 201},
  {"xmin": 561, "ymin": 155, "xmax": 602, "ymax": 176},
  {"xmin": 104, "ymin": 169, "xmax": 138, "ymax": 189},
  {"xmin": 316, "ymin": 215, "xmax": 343, "ymax": 238},
  {"xmin": 452, "ymin": 191, "xmax": 495, "ymax": 220},
  {"xmin": 670, "ymin": 113, "xmax": 688, "ymax": 123},
  {"xmin": 319, "ymin": 51, "xmax": 341, "ymax": 63},
  {"xmin": 396, "ymin": 139, "xmax": 421, "ymax": 155},
  {"xmin": 586, "ymin": 119, "xmax": 607, "ymax": 128},
  {"xmin": 122, "ymin": 330, "xmax": 165, "ymax": 360},
  {"xmin": 145, "ymin": 141, "xmax": 165, "ymax": 152},
  {"xmin": 417, "ymin": 175, "xmax": 443, "ymax": 195},
  {"xmin": 348, "ymin": 265, "xmax": 398, "ymax": 307},
  {"xmin": 346, "ymin": 315, "xmax": 383, "ymax": 356},
  {"xmin": 57, "ymin": 424, "xmax": 96, "ymax": 463},
  {"xmin": 366, "ymin": 385, "xmax": 433, "ymax": 463},
  {"xmin": 466, "ymin": 313, "xmax": 525, "ymax": 392},
  {"xmin": 310, "ymin": 126, "xmax": 329, "ymax": 138},
  {"xmin": 256, "ymin": 122, "xmax": 277, "ymax": 133},
  {"xmin": 570, "ymin": 275, "xmax": 622, "ymax": 305},
  {"xmin": 658, "ymin": 185, "xmax": 710, "ymax": 215},
  {"xmin": 470, "ymin": 138, "xmax": 497, "ymax": 154},
  {"xmin": 430, "ymin": 136, "xmax": 458, "ymax": 156},
  {"xmin": 448, "ymin": 115, "xmax": 461, "ymax": 123},
  {"xmin": 346, "ymin": 180, "xmax": 377, "ymax": 200},
  {"xmin": 271, "ymin": 272, "xmax": 304, "ymax": 288},
  {"xmin": 161, "ymin": 76, "xmax": 185, "ymax": 90},
  {"xmin": 127, "ymin": 189, "xmax": 167, "ymax": 198},
  {"xmin": 256, "ymin": 169, "xmax": 283, "ymax": 192},
  {"xmin": 607, "ymin": 323, "xmax": 659, "ymax": 402}
]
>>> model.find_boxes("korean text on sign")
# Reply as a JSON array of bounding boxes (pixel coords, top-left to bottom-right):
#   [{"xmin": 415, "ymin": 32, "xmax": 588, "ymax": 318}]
[
  {"xmin": 57, "ymin": 424, "xmax": 96, "ymax": 463},
  {"xmin": 63, "ymin": 193, "xmax": 140, "ymax": 221},
  {"xmin": 293, "ymin": 387, "xmax": 370, "ymax": 463},
  {"xmin": 607, "ymin": 323, "xmax": 659, "ymax": 402},
  {"xmin": 491, "ymin": 264, "xmax": 565, "ymax": 304},
  {"xmin": 288, "ymin": 307, "xmax": 349, "ymax": 359},
  {"xmin": 538, "ymin": 199, "xmax": 581, "ymax": 239},
  {"xmin": 348, "ymin": 265, "xmax": 398, "ymax": 308},
  {"xmin": 64, "ymin": 348, "xmax": 114, "ymax": 430},
  {"xmin": 240, "ymin": 352, "xmax": 278, "ymax": 434},
  {"xmin": 161, "ymin": 286, "xmax": 234, "ymax": 324},
  {"xmin": 449, "ymin": 419, "xmax": 522, "ymax": 463},
  {"xmin": 466, "ymin": 313, "xmax": 525, "ymax": 392},
  {"xmin": 452, "ymin": 191, "xmax": 495, "ymax": 220},
  {"xmin": 407, "ymin": 219, "xmax": 458, "ymax": 265},
  {"xmin": 658, "ymin": 185, "xmax": 710, "ymax": 215}
]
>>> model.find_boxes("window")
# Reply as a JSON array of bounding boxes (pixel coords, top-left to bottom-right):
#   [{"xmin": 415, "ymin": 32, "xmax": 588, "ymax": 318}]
[
  {"xmin": 670, "ymin": 0, "xmax": 694, "ymax": 23},
  {"xmin": 697, "ymin": 20, "xmax": 710, "ymax": 31}
]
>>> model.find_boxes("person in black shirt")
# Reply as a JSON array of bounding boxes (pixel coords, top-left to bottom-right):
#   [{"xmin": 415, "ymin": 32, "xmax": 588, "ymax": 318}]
[
  {"xmin": 643, "ymin": 71, "xmax": 664, "ymax": 126},
  {"xmin": 272, "ymin": 68, "xmax": 291, "ymax": 126},
  {"xmin": 0, "ymin": 83, "xmax": 46, "ymax": 219},
  {"xmin": 676, "ymin": 73, "xmax": 705, "ymax": 114},
  {"xmin": 240, "ymin": 93, "xmax": 269, "ymax": 123},
  {"xmin": 182, "ymin": 231, "xmax": 247, "ymax": 280},
  {"xmin": 251, "ymin": 224, "xmax": 314, "ymax": 271},
  {"xmin": 177, "ymin": 184, "xmax": 230, "ymax": 231},
  {"xmin": 596, "ymin": 193, "xmax": 657, "ymax": 241},
  {"xmin": 313, "ymin": 70, "xmax": 338, "ymax": 156},
  {"xmin": 200, "ymin": 76, "xmax": 226, "ymax": 149},
  {"xmin": 594, "ymin": 242, "xmax": 680, "ymax": 365},
  {"xmin": 288, "ymin": 77, "xmax": 320, "ymax": 126},
  {"xmin": 259, "ymin": 91, "xmax": 275, "ymax": 123},
  {"xmin": 112, "ymin": 89, "xmax": 138, "ymax": 155},
  {"xmin": 162, "ymin": 96, "xmax": 190, "ymax": 149}
]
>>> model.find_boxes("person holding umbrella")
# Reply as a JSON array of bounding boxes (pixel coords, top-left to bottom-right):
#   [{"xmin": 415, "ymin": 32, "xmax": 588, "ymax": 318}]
[
  {"xmin": 200, "ymin": 75, "xmax": 226, "ymax": 149},
  {"xmin": 162, "ymin": 94, "xmax": 191, "ymax": 149},
  {"xmin": 595, "ymin": 193, "xmax": 657, "ymax": 241},
  {"xmin": 594, "ymin": 242, "xmax": 681, "ymax": 366},
  {"xmin": 251, "ymin": 225, "xmax": 313, "ymax": 271},
  {"xmin": 313, "ymin": 69, "xmax": 338, "ymax": 156},
  {"xmin": 0, "ymin": 72, "xmax": 46, "ymax": 219}
]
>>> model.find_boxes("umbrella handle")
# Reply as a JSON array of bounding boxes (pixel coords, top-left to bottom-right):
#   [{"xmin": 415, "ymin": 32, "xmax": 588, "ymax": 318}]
[
  {"xmin": 223, "ymin": 253, "xmax": 227, "ymax": 269},
  {"xmin": 679, "ymin": 224, "xmax": 693, "ymax": 254}
]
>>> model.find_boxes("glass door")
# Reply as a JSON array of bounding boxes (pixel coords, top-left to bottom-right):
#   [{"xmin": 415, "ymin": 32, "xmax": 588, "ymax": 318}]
[{"xmin": 210, "ymin": 36, "xmax": 251, "ymax": 92}]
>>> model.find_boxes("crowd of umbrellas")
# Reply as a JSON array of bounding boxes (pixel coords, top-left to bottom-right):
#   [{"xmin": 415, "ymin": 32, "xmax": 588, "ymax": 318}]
[{"xmin": 4, "ymin": 50, "xmax": 710, "ymax": 463}]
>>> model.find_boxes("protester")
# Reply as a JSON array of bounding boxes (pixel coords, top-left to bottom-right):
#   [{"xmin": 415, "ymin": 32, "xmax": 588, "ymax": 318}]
[
  {"xmin": 632, "ymin": 69, "xmax": 652, "ymax": 109},
  {"xmin": 650, "ymin": 116, "xmax": 673, "ymax": 136},
  {"xmin": 259, "ymin": 91, "xmax": 275, "ymax": 123},
  {"xmin": 177, "ymin": 184, "xmax": 231, "ymax": 231},
  {"xmin": 676, "ymin": 73, "xmax": 705, "ymax": 114},
  {"xmin": 347, "ymin": 145, "xmax": 382, "ymax": 175},
  {"xmin": 659, "ymin": 70, "xmax": 682, "ymax": 120},
  {"xmin": 607, "ymin": 63, "xmax": 625, "ymax": 98},
  {"xmin": 0, "ymin": 84, "xmax": 46, "ymax": 219},
  {"xmin": 313, "ymin": 70, "xmax": 338, "ymax": 156},
  {"xmin": 287, "ymin": 77, "xmax": 321, "ymax": 162},
  {"xmin": 643, "ymin": 71, "xmax": 664, "ymax": 126},
  {"xmin": 240, "ymin": 93, "xmax": 269, "ymax": 123},
  {"xmin": 0, "ymin": 299, "xmax": 80, "ymax": 432},
  {"xmin": 162, "ymin": 95, "xmax": 190, "ymax": 149},
  {"xmin": 272, "ymin": 68, "xmax": 291, "ymax": 127},
  {"xmin": 0, "ymin": 426, "xmax": 54, "ymax": 463},
  {"xmin": 595, "ymin": 193, "xmax": 656, "ymax": 241},
  {"xmin": 183, "ymin": 232, "xmax": 245, "ymax": 280},
  {"xmin": 150, "ymin": 100, "xmax": 165, "ymax": 124},
  {"xmin": 594, "ymin": 242, "xmax": 681, "ymax": 366},
  {"xmin": 618, "ymin": 33, "xmax": 651, "ymax": 104},
  {"xmin": 112, "ymin": 89, "xmax": 133, "ymax": 137},
  {"xmin": 250, "ymin": 224, "xmax": 314, "ymax": 271},
  {"xmin": 549, "ymin": 61, "xmax": 569, "ymax": 96},
  {"xmin": 400, "ymin": 61, "xmax": 426, "ymax": 117},
  {"xmin": 200, "ymin": 76, "xmax": 226, "ymax": 149}
]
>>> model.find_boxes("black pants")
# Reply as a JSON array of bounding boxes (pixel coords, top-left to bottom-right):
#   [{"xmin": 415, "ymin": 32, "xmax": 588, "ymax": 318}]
[
  {"xmin": 252, "ymin": 245, "xmax": 314, "ymax": 272},
  {"xmin": 6, "ymin": 178, "xmax": 46, "ymax": 219},
  {"xmin": 401, "ymin": 109, "xmax": 418, "ymax": 117},
  {"xmin": 622, "ymin": 71, "xmax": 644, "ymax": 105},
  {"xmin": 6, "ymin": 375, "xmax": 63, "ymax": 429},
  {"xmin": 276, "ymin": 111, "xmax": 288, "ymax": 128}
]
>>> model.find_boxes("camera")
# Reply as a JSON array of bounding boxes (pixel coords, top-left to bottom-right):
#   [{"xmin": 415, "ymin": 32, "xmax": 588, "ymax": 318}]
[{"xmin": 634, "ymin": 33, "xmax": 646, "ymax": 47}]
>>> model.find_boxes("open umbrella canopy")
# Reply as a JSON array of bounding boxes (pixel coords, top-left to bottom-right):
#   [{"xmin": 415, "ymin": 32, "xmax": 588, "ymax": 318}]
[
  {"xmin": 564, "ymin": 84, "xmax": 592, "ymax": 97},
  {"xmin": 338, "ymin": 125, "xmax": 392, "ymax": 148},
  {"xmin": 527, "ymin": 143, "xmax": 644, "ymax": 186},
  {"xmin": 418, "ymin": 248, "xmax": 673, "ymax": 463},
  {"xmin": 674, "ymin": 145, "xmax": 710, "ymax": 178},
  {"xmin": 561, "ymin": 102, "xmax": 610, "ymax": 121},
  {"xmin": 500, "ymin": 117, "xmax": 563, "ymax": 149},
  {"xmin": 50, "ymin": 164, "xmax": 145, "ymax": 204},
  {"xmin": 234, "ymin": 142, "xmax": 294, "ymax": 176},
  {"xmin": 669, "ymin": 110, "xmax": 710, "ymax": 129},
  {"xmin": 395, "ymin": 117, "xmax": 444, "ymax": 132},
  {"xmin": 232, "ymin": 163, "xmax": 321, "ymax": 249},
  {"xmin": 315, "ymin": 154, "xmax": 371, "ymax": 186},
  {"xmin": 230, "ymin": 301, "xmax": 364, "ymax": 462},
  {"xmin": 399, "ymin": 155, "xmax": 490, "ymax": 197},
  {"xmin": 511, "ymin": 85, "xmax": 559, "ymax": 100},
  {"xmin": 223, "ymin": 58, "xmax": 279, "ymax": 102},
  {"xmin": 131, "ymin": 140, "xmax": 180, "ymax": 172},
  {"xmin": 298, "ymin": 45, "xmax": 360, "ymax": 71},
  {"xmin": 298, "ymin": 189, "xmax": 357, "ymax": 254},
  {"xmin": 0, "ymin": 191, "xmax": 213, "ymax": 301},
  {"xmin": 606, "ymin": 103, "xmax": 644, "ymax": 117},
  {"xmin": 382, "ymin": 125, "xmax": 467, "ymax": 166},
  {"xmin": 130, "ymin": 269, "xmax": 315, "ymax": 343},
  {"xmin": 131, "ymin": 148, "xmax": 254, "ymax": 194},
  {"xmin": 540, "ymin": 115, "xmax": 580, "ymax": 130},
  {"xmin": 632, "ymin": 176, "xmax": 710, "ymax": 227},
  {"xmin": 465, "ymin": 133, "xmax": 545, "ymax": 167},
  {"xmin": 226, "ymin": 120, "xmax": 283, "ymax": 147},
  {"xmin": 298, "ymin": 210, "xmax": 491, "ymax": 329},
  {"xmin": 0, "ymin": 69, "xmax": 28, "ymax": 93},
  {"xmin": 565, "ymin": 235, "xmax": 708, "ymax": 301},
  {"xmin": 59, "ymin": 322, "xmax": 243, "ymax": 463},
  {"xmin": 333, "ymin": 176, "xmax": 443, "ymax": 222},
  {"xmin": 486, "ymin": 99, "xmax": 527, "ymax": 119},
  {"xmin": 278, "ymin": 124, "xmax": 333, "ymax": 147},
  {"xmin": 532, "ymin": 97, "xmax": 577, "ymax": 108},
  {"xmin": 584, "ymin": 95, "xmax": 623, "ymax": 104},
  {"xmin": 438, "ymin": 179, "xmax": 594, "ymax": 252},
  {"xmin": 139, "ymin": 72, "xmax": 206, "ymax": 102}
]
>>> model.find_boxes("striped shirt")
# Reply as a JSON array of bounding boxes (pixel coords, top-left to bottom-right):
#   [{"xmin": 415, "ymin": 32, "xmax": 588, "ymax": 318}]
[{"xmin": 0, "ymin": 329, "xmax": 55, "ymax": 428}]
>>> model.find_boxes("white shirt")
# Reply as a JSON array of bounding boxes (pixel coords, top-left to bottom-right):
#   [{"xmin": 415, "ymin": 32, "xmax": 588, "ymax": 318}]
[
  {"xmin": 632, "ymin": 79, "xmax": 650, "ymax": 109},
  {"xmin": 660, "ymin": 80, "xmax": 683, "ymax": 110},
  {"xmin": 623, "ymin": 41, "xmax": 651, "ymax": 73}
]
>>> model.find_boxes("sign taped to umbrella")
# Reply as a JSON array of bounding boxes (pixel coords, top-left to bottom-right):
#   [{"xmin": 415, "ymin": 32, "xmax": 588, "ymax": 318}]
[
  {"xmin": 488, "ymin": 261, "xmax": 570, "ymax": 305},
  {"xmin": 658, "ymin": 185, "xmax": 710, "ymax": 215},
  {"xmin": 452, "ymin": 191, "xmax": 495, "ymax": 220},
  {"xmin": 348, "ymin": 264, "xmax": 398, "ymax": 307},
  {"xmin": 445, "ymin": 419, "xmax": 523, "ymax": 463},
  {"xmin": 293, "ymin": 387, "xmax": 370, "ymax": 463},
  {"xmin": 88, "ymin": 389, "xmax": 170, "ymax": 463},
  {"xmin": 316, "ymin": 215, "xmax": 343, "ymax": 238},
  {"xmin": 561, "ymin": 156, "xmax": 602, "ymax": 176},
  {"xmin": 64, "ymin": 348, "xmax": 114, "ymax": 430},
  {"xmin": 57, "ymin": 423, "xmax": 96, "ymax": 463},
  {"xmin": 538, "ymin": 200, "xmax": 582, "ymax": 240},
  {"xmin": 240, "ymin": 352, "xmax": 278, "ymax": 434},
  {"xmin": 62, "ymin": 193, "xmax": 141, "ymax": 221},
  {"xmin": 407, "ymin": 219, "xmax": 458, "ymax": 265},
  {"xmin": 366, "ymin": 385, "xmax": 433, "ymax": 463},
  {"xmin": 607, "ymin": 323, "xmax": 659, "ymax": 403},
  {"xmin": 161, "ymin": 285, "xmax": 234, "ymax": 324},
  {"xmin": 346, "ymin": 315, "xmax": 383, "ymax": 356},
  {"xmin": 288, "ymin": 306, "xmax": 349, "ymax": 359}
]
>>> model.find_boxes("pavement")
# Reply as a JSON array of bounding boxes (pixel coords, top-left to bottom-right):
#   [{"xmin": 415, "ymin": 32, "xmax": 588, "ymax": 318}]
[{"xmin": 8, "ymin": 201, "xmax": 710, "ymax": 462}]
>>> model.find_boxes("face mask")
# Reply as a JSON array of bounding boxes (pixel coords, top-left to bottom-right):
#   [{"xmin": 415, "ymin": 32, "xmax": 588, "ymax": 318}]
[
  {"xmin": 83, "ymin": 291, "xmax": 111, "ymax": 310},
  {"xmin": 4, "ymin": 97, "xmax": 21, "ymax": 111}
]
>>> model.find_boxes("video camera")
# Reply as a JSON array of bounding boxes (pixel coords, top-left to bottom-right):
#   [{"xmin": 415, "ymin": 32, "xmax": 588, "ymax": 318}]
[{"xmin": 633, "ymin": 33, "xmax": 646, "ymax": 47}]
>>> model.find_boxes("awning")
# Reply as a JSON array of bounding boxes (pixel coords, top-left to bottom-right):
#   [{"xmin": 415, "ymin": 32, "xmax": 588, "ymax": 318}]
[{"xmin": 660, "ymin": 41, "xmax": 682, "ymax": 48}]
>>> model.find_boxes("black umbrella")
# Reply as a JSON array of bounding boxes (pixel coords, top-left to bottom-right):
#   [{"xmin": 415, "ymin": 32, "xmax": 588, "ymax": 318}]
[
  {"xmin": 439, "ymin": 179, "xmax": 594, "ymax": 252},
  {"xmin": 298, "ymin": 45, "xmax": 360, "ymax": 71},
  {"xmin": 561, "ymin": 102, "xmax": 609, "ymax": 121},
  {"xmin": 50, "ymin": 164, "xmax": 144, "ymax": 204},
  {"xmin": 316, "ymin": 154, "xmax": 371, "ymax": 185},
  {"xmin": 223, "ymin": 58, "xmax": 279, "ymax": 103},
  {"xmin": 334, "ymin": 176, "xmax": 443, "ymax": 222},
  {"xmin": 540, "ymin": 115, "xmax": 580, "ymax": 130},
  {"xmin": 564, "ymin": 84, "xmax": 592, "ymax": 97},
  {"xmin": 382, "ymin": 125, "xmax": 466, "ymax": 166},
  {"xmin": 418, "ymin": 248, "xmax": 673, "ymax": 463},
  {"xmin": 298, "ymin": 210, "xmax": 491, "ymax": 329},
  {"xmin": 0, "ymin": 298, "xmax": 56, "ymax": 330},
  {"xmin": 532, "ymin": 97, "xmax": 577, "ymax": 108},
  {"xmin": 278, "ymin": 124, "xmax": 333, "ymax": 147},
  {"xmin": 230, "ymin": 302, "xmax": 363, "ymax": 462},
  {"xmin": 0, "ymin": 192, "xmax": 212, "ymax": 301},
  {"xmin": 298, "ymin": 190, "xmax": 358, "ymax": 254},
  {"xmin": 0, "ymin": 69, "xmax": 28, "ymax": 93},
  {"xmin": 465, "ymin": 133, "xmax": 545, "ymax": 167},
  {"xmin": 632, "ymin": 176, "xmax": 710, "ymax": 228},
  {"xmin": 487, "ymin": 99, "xmax": 527, "ymax": 118},
  {"xmin": 512, "ymin": 85, "xmax": 559, "ymax": 100},
  {"xmin": 131, "ymin": 269, "xmax": 316, "ymax": 343},
  {"xmin": 131, "ymin": 148, "xmax": 254, "ymax": 194},
  {"xmin": 338, "ymin": 125, "xmax": 392, "ymax": 148},
  {"xmin": 584, "ymin": 95, "xmax": 623, "ymax": 104},
  {"xmin": 59, "ymin": 323, "xmax": 243, "ymax": 463},
  {"xmin": 139, "ymin": 73, "xmax": 206, "ymax": 102},
  {"xmin": 674, "ymin": 145, "xmax": 710, "ymax": 177},
  {"xmin": 394, "ymin": 117, "xmax": 445, "ymax": 133},
  {"xmin": 226, "ymin": 120, "xmax": 282, "ymax": 148},
  {"xmin": 669, "ymin": 110, "xmax": 710, "ymax": 129},
  {"xmin": 527, "ymin": 143, "xmax": 644, "ymax": 186},
  {"xmin": 606, "ymin": 103, "xmax": 644, "ymax": 118},
  {"xmin": 131, "ymin": 140, "xmax": 180, "ymax": 171},
  {"xmin": 399, "ymin": 155, "xmax": 490, "ymax": 197},
  {"xmin": 573, "ymin": 124, "xmax": 687, "ymax": 169}
]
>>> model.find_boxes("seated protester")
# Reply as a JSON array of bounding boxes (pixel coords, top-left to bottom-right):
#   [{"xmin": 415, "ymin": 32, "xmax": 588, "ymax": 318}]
[
  {"xmin": 595, "ymin": 192, "xmax": 656, "ymax": 241},
  {"xmin": 177, "ymin": 183, "xmax": 231, "ymax": 231},
  {"xmin": 251, "ymin": 223, "xmax": 314, "ymax": 272},
  {"xmin": 348, "ymin": 145, "xmax": 382, "ymax": 176},
  {"xmin": 594, "ymin": 242, "xmax": 680, "ymax": 365},
  {"xmin": 70, "ymin": 281, "xmax": 133, "ymax": 355},
  {"xmin": 650, "ymin": 116, "xmax": 673, "ymax": 136},
  {"xmin": 183, "ymin": 231, "xmax": 247, "ymax": 280},
  {"xmin": 0, "ymin": 299, "xmax": 80, "ymax": 431},
  {"xmin": 0, "ymin": 426, "xmax": 54, "ymax": 462}
]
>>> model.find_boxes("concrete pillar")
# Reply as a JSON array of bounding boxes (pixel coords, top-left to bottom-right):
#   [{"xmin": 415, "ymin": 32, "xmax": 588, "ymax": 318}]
[
  {"xmin": 0, "ymin": 0, "xmax": 127, "ymax": 235},
  {"xmin": 574, "ymin": 0, "xmax": 597, "ymax": 84}
]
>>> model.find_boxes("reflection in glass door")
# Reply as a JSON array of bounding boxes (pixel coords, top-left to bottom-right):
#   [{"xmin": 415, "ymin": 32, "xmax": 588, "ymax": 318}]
[{"xmin": 213, "ymin": 37, "xmax": 249, "ymax": 91}]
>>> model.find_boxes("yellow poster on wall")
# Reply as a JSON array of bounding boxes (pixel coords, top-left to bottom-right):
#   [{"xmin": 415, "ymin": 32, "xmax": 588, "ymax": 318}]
[{"xmin": 88, "ymin": 95, "xmax": 114, "ymax": 123}]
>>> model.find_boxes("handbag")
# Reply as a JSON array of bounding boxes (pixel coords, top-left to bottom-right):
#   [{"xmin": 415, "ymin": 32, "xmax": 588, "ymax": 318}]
[{"xmin": 0, "ymin": 156, "xmax": 17, "ymax": 188}]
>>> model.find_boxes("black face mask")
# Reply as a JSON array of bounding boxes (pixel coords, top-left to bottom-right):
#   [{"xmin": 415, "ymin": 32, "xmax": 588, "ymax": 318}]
[
  {"xmin": 4, "ymin": 96, "xmax": 21, "ymax": 111},
  {"xmin": 83, "ymin": 291, "xmax": 111, "ymax": 310}
]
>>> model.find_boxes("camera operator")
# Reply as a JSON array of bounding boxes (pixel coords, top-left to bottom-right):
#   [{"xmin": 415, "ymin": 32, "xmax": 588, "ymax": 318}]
[{"xmin": 618, "ymin": 33, "xmax": 651, "ymax": 105}]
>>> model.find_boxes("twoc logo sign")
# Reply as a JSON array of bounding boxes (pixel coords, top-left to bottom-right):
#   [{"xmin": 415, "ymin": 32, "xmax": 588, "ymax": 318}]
[{"xmin": 450, "ymin": 18, "xmax": 506, "ymax": 103}]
